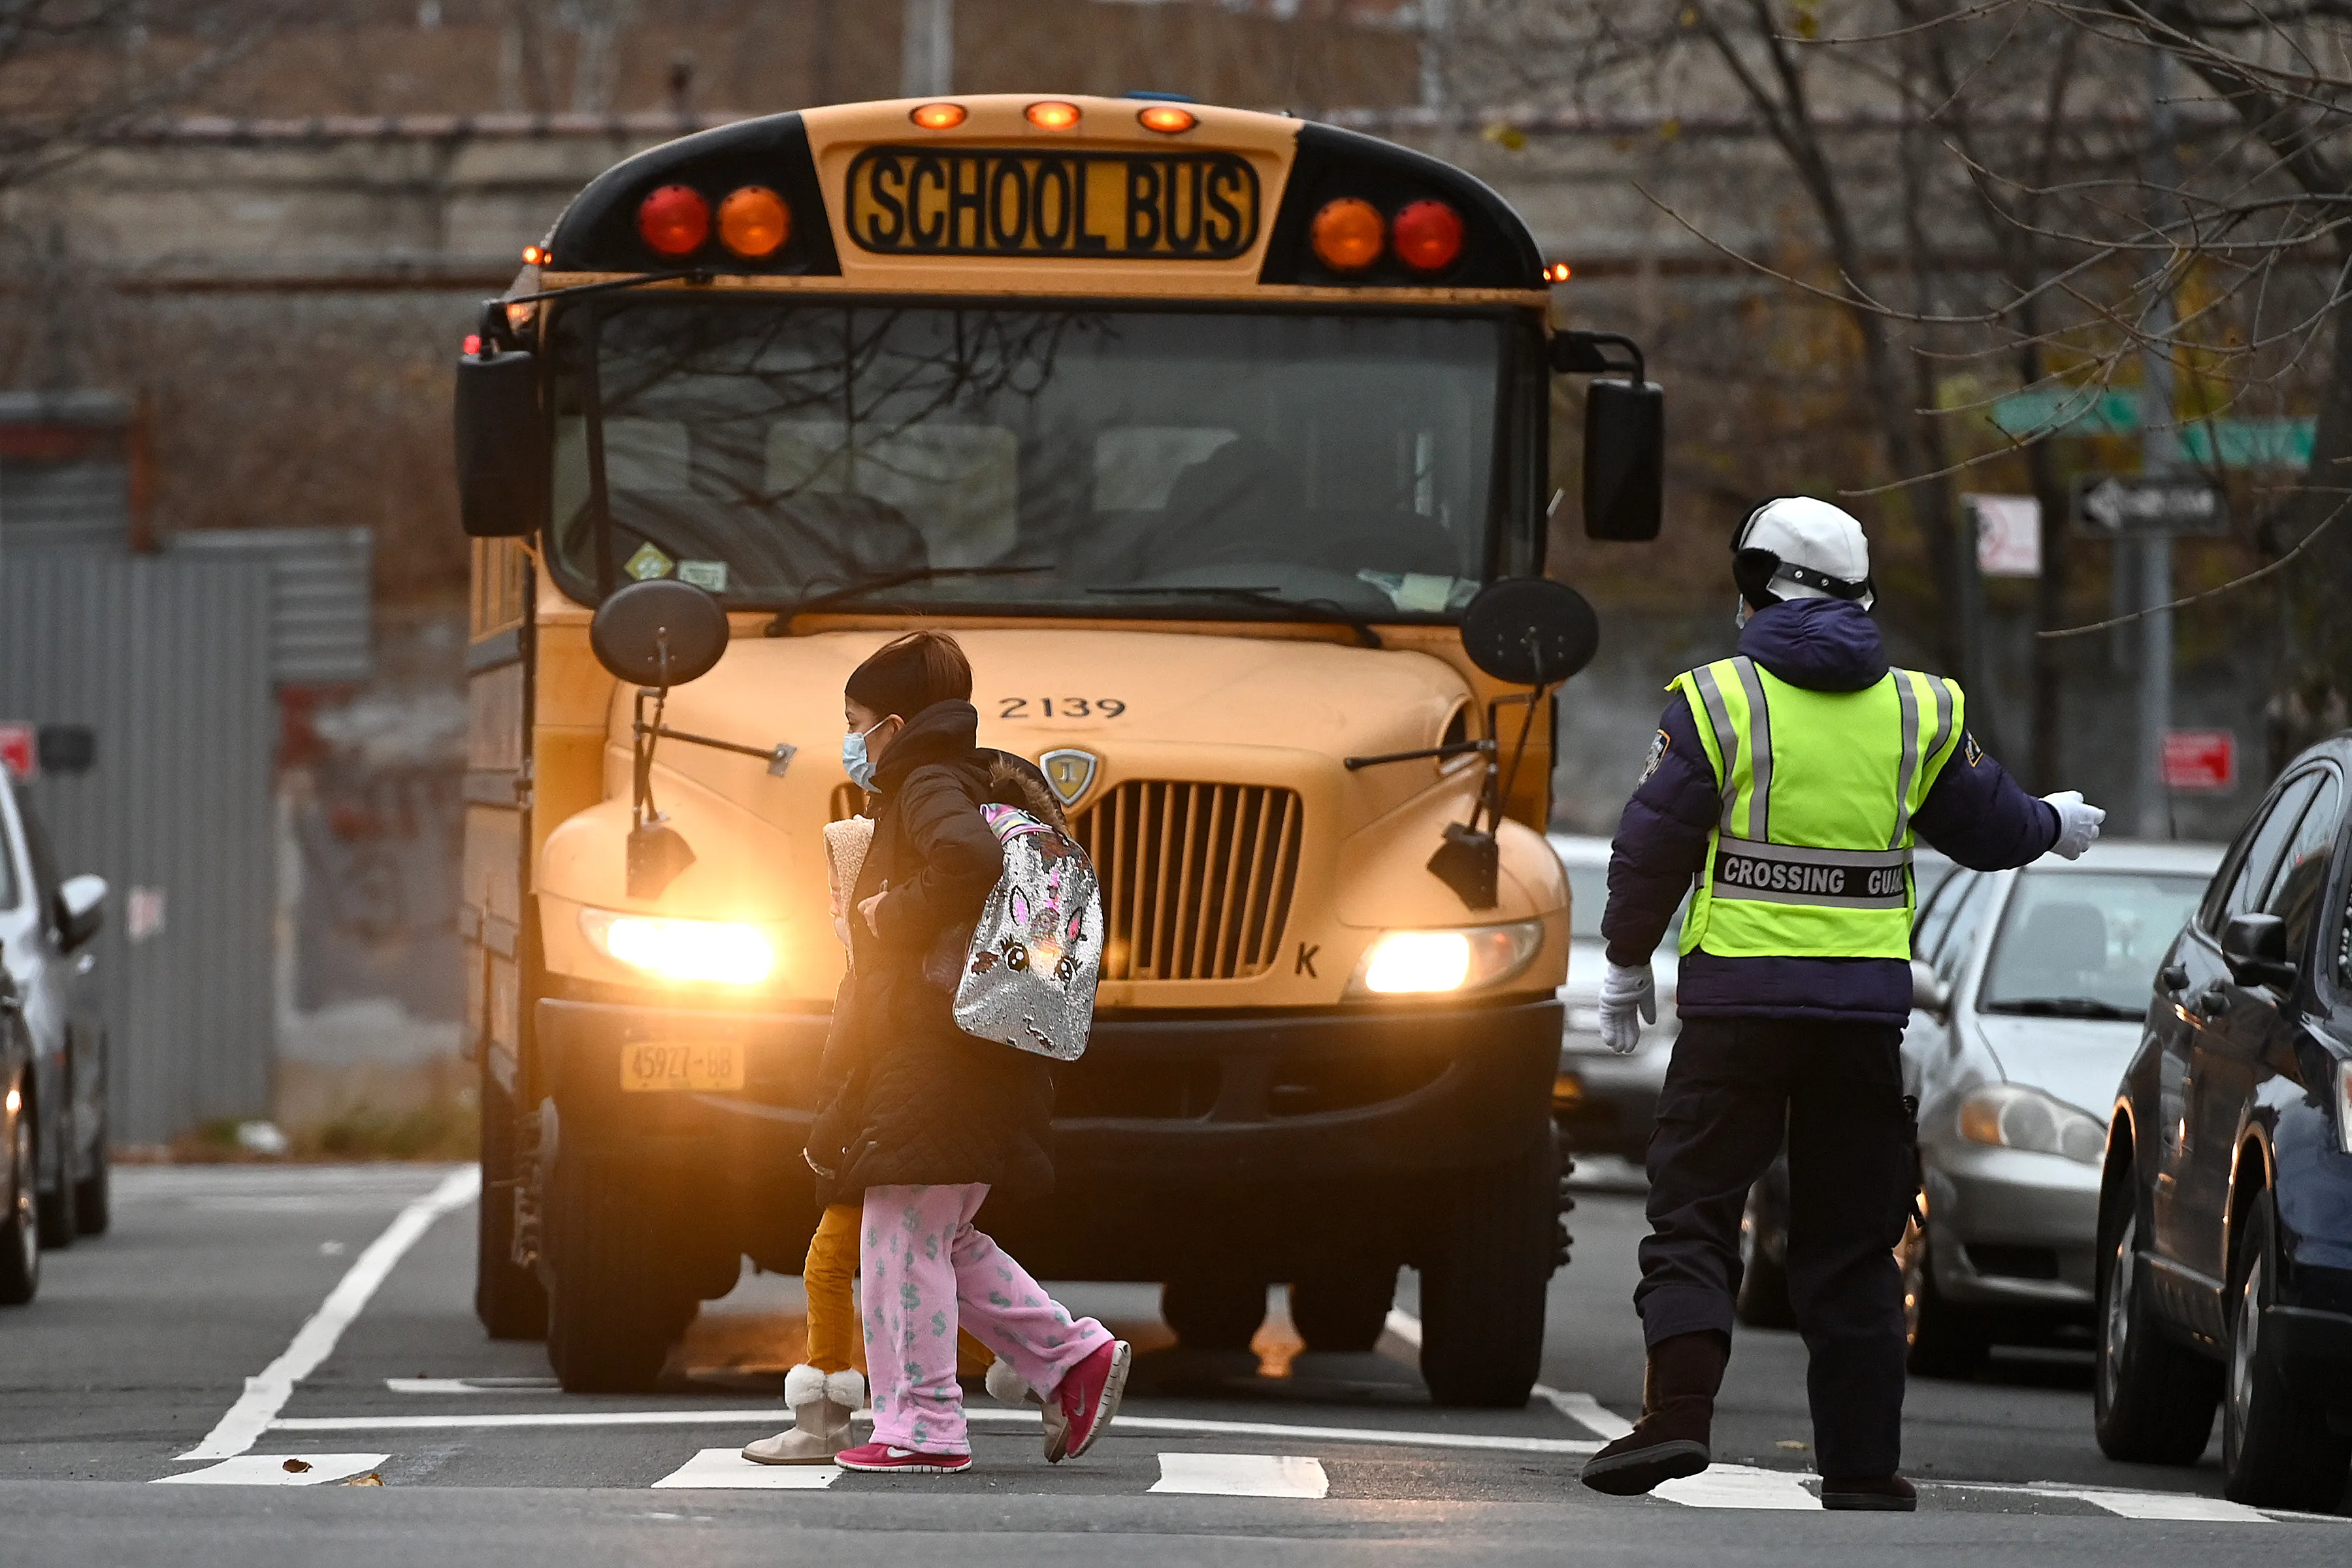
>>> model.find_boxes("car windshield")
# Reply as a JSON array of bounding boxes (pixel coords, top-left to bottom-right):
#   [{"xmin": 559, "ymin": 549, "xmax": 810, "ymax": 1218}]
[
  {"xmin": 1978, "ymin": 870, "xmax": 2208, "ymax": 1021},
  {"xmin": 547, "ymin": 300, "xmax": 1527, "ymax": 621}
]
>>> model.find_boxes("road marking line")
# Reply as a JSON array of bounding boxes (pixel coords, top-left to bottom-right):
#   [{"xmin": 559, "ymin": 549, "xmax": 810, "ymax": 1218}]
[
  {"xmin": 385, "ymin": 1377, "xmax": 561, "ymax": 1395},
  {"xmin": 1150, "ymin": 1453, "xmax": 1330, "ymax": 1499},
  {"xmin": 154, "ymin": 1454, "xmax": 388, "ymax": 1486},
  {"xmin": 2021, "ymin": 1486, "xmax": 2274, "ymax": 1523},
  {"xmin": 271, "ymin": 1406, "xmax": 1597, "ymax": 1456},
  {"xmin": 1386, "ymin": 1307, "xmax": 1630, "ymax": 1441},
  {"xmin": 651, "ymin": 1449, "xmax": 840, "ymax": 1490},
  {"xmin": 177, "ymin": 1166, "xmax": 480, "ymax": 1461},
  {"xmin": 1533, "ymin": 1389, "xmax": 1633, "ymax": 1440},
  {"xmin": 1654, "ymin": 1464, "xmax": 1819, "ymax": 1510}
]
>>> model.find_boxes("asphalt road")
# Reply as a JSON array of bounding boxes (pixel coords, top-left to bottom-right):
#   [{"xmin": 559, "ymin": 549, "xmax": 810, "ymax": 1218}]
[{"xmin": 1, "ymin": 1160, "xmax": 2345, "ymax": 1567}]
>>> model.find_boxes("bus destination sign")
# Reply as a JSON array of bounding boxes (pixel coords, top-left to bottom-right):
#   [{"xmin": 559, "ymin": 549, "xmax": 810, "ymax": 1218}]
[{"xmin": 845, "ymin": 147, "xmax": 1259, "ymax": 261}]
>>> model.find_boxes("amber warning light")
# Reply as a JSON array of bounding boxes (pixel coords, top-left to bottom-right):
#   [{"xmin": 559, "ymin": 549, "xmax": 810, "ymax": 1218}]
[
  {"xmin": 719, "ymin": 186, "xmax": 791, "ymax": 257},
  {"xmin": 911, "ymin": 102, "xmax": 966, "ymax": 130},
  {"xmin": 1026, "ymin": 101, "xmax": 1082, "ymax": 130},
  {"xmin": 1311, "ymin": 198, "xmax": 1384, "ymax": 272},
  {"xmin": 1137, "ymin": 105, "xmax": 1196, "ymax": 134}
]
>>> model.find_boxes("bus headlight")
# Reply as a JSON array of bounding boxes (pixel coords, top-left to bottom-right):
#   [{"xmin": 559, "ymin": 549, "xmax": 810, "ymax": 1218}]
[
  {"xmin": 580, "ymin": 908, "xmax": 776, "ymax": 987},
  {"xmin": 1957, "ymin": 1083, "xmax": 2105, "ymax": 1166},
  {"xmin": 1348, "ymin": 921, "xmax": 1543, "ymax": 998}
]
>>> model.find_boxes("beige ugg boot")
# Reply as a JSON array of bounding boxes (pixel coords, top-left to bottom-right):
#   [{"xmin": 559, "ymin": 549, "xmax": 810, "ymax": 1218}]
[
  {"xmin": 743, "ymin": 1365, "xmax": 864, "ymax": 1465},
  {"xmin": 984, "ymin": 1357, "xmax": 1071, "ymax": 1461}
]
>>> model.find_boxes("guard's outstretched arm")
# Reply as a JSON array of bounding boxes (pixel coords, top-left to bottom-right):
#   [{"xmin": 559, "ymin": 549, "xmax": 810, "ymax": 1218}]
[{"xmin": 1911, "ymin": 733, "xmax": 2061, "ymax": 871}]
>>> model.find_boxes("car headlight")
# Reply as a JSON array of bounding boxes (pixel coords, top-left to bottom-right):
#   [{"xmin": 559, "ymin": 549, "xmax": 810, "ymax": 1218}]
[
  {"xmin": 1348, "ymin": 921, "xmax": 1543, "ymax": 998},
  {"xmin": 580, "ymin": 908, "xmax": 776, "ymax": 987},
  {"xmin": 1957, "ymin": 1083, "xmax": 2105, "ymax": 1166}
]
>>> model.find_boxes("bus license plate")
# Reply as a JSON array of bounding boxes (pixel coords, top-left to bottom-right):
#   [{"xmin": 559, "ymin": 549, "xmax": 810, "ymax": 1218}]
[
  {"xmin": 619, "ymin": 1041, "xmax": 745, "ymax": 1094},
  {"xmin": 844, "ymin": 147, "xmax": 1260, "ymax": 261}
]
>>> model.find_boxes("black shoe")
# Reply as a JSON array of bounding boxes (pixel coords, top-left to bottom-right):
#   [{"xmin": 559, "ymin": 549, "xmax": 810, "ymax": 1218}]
[{"xmin": 1820, "ymin": 1474, "xmax": 1916, "ymax": 1511}]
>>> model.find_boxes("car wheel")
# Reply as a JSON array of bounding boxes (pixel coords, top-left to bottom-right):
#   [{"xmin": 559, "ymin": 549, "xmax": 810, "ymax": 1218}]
[
  {"xmin": 1417, "ymin": 1134, "xmax": 1558, "ymax": 1408},
  {"xmin": 0, "ymin": 1105, "xmax": 39, "ymax": 1305},
  {"xmin": 474, "ymin": 1071, "xmax": 546, "ymax": 1341},
  {"xmin": 1288, "ymin": 1263, "xmax": 1397, "ymax": 1352},
  {"xmin": 541, "ymin": 1139, "xmax": 691, "ymax": 1393},
  {"xmin": 2093, "ymin": 1194, "xmax": 2218, "ymax": 1463},
  {"xmin": 2221, "ymin": 1190, "xmax": 2352, "ymax": 1509},
  {"xmin": 1904, "ymin": 1215, "xmax": 1989, "ymax": 1379},
  {"xmin": 1733, "ymin": 1177, "xmax": 1796, "ymax": 1328},
  {"xmin": 1160, "ymin": 1272, "xmax": 1269, "ymax": 1352}
]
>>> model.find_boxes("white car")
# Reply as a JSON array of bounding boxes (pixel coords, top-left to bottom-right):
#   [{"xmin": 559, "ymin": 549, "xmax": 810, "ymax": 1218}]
[
  {"xmin": 1899, "ymin": 838, "xmax": 2223, "ymax": 1373},
  {"xmin": 1548, "ymin": 832, "xmax": 1680, "ymax": 1161}
]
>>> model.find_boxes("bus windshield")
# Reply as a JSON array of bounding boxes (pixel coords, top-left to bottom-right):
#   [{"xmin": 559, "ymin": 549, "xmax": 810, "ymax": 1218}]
[{"xmin": 548, "ymin": 300, "xmax": 1524, "ymax": 621}]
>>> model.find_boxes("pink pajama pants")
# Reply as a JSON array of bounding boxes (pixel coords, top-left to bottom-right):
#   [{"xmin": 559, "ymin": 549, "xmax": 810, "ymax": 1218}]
[{"xmin": 860, "ymin": 1182, "xmax": 1113, "ymax": 1454}]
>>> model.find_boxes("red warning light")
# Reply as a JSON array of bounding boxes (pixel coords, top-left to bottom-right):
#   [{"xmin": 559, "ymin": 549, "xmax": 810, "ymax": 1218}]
[
  {"xmin": 1392, "ymin": 199, "xmax": 1465, "ymax": 272},
  {"xmin": 637, "ymin": 184, "xmax": 710, "ymax": 257}
]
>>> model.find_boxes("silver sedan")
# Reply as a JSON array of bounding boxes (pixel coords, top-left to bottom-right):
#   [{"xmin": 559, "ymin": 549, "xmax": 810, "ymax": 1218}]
[{"xmin": 1899, "ymin": 839, "xmax": 2221, "ymax": 1374}]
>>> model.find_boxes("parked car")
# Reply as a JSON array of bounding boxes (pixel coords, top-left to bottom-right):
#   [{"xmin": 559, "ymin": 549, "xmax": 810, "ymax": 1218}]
[
  {"xmin": 0, "ymin": 778, "xmax": 110, "ymax": 1292},
  {"xmin": 2096, "ymin": 736, "xmax": 2352, "ymax": 1511},
  {"xmin": 1892, "ymin": 840, "xmax": 2221, "ymax": 1372},
  {"xmin": 1, "ymin": 964, "xmax": 35, "ymax": 1303},
  {"xmin": 1549, "ymin": 832, "xmax": 1680, "ymax": 1160}
]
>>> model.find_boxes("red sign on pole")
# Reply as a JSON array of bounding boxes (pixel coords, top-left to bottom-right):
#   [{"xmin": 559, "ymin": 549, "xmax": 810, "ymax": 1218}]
[
  {"xmin": 2163, "ymin": 730, "xmax": 2237, "ymax": 792},
  {"xmin": 0, "ymin": 723, "xmax": 35, "ymax": 783}
]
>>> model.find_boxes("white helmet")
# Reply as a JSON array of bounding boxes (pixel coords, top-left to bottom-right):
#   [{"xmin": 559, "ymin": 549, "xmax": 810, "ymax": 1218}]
[{"xmin": 1731, "ymin": 497, "xmax": 1874, "ymax": 617}]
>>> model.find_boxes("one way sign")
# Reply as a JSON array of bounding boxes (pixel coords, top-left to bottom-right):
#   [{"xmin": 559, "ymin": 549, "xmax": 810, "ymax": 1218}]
[{"xmin": 2072, "ymin": 474, "xmax": 2229, "ymax": 537}]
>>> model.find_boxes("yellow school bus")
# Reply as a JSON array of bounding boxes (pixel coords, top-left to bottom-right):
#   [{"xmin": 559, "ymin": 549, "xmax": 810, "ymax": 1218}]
[{"xmin": 454, "ymin": 93, "xmax": 1663, "ymax": 1405}]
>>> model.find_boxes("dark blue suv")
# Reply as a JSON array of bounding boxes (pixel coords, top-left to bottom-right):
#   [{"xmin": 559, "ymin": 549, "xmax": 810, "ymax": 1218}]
[{"xmin": 2095, "ymin": 732, "xmax": 2352, "ymax": 1511}]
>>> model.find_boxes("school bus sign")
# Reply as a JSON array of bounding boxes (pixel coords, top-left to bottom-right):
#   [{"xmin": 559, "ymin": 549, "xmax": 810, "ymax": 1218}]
[{"xmin": 845, "ymin": 147, "xmax": 1260, "ymax": 259}]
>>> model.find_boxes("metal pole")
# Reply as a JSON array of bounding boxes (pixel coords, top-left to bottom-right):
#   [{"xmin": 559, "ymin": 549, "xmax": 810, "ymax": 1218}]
[
  {"xmin": 2136, "ymin": 47, "xmax": 2181, "ymax": 838},
  {"xmin": 901, "ymin": 0, "xmax": 953, "ymax": 98}
]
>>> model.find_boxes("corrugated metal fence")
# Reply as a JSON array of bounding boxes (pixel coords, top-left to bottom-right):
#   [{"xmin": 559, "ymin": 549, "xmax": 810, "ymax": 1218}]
[{"xmin": 0, "ymin": 555, "xmax": 276, "ymax": 1143}]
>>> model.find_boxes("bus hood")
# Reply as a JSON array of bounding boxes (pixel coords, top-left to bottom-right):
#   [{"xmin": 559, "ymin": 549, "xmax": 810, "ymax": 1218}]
[{"xmin": 538, "ymin": 625, "xmax": 1569, "ymax": 1003}]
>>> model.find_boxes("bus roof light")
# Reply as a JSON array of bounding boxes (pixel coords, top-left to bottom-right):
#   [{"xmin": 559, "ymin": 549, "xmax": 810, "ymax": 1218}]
[
  {"xmin": 637, "ymin": 184, "xmax": 710, "ymax": 257},
  {"xmin": 1310, "ymin": 197, "xmax": 1383, "ymax": 272},
  {"xmin": 521, "ymin": 244, "xmax": 549, "ymax": 266},
  {"xmin": 1392, "ymin": 199, "xmax": 1465, "ymax": 272},
  {"xmin": 910, "ymin": 102, "xmax": 966, "ymax": 130},
  {"xmin": 1026, "ymin": 101, "xmax": 1081, "ymax": 131},
  {"xmin": 1544, "ymin": 261, "xmax": 1573, "ymax": 283},
  {"xmin": 1137, "ymin": 105, "xmax": 1196, "ymax": 134},
  {"xmin": 717, "ymin": 186, "xmax": 791, "ymax": 257}
]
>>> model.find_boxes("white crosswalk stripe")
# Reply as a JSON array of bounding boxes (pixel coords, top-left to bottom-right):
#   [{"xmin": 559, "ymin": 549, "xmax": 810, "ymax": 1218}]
[
  {"xmin": 154, "ymin": 1454, "xmax": 387, "ymax": 1486},
  {"xmin": 652, "ymin": 1449, "xmax": 840, "ymax": 1490},
  {"xmin": 1149, "ymin": 1454, "xmax": 1330, "ymax": 1499},
  {"xmin": 1653, "ymin": 1464, "xmax": 1820, "ymax": 1510}
]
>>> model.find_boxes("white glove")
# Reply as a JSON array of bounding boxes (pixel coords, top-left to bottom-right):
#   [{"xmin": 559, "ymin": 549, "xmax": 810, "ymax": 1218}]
[
  {"xmin": 1597, "ymin": 962, "xmax": 1657, "ymax": 1056},
  {"xmin": 2042, "ymin": 789, "xmax": 2105, "ymax": 860}
]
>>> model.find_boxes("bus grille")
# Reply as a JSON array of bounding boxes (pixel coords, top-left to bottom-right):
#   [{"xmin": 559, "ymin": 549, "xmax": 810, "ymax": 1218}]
[{"xmin": 1070, "ymin": 781, "xmax": 1303, "ymax": 981}]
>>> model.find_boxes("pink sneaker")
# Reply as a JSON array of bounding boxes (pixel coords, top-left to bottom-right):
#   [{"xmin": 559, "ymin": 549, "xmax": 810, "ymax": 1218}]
[
  {"xmin": 1051, "ymin": 1339, "xmax": 1132, "ymax": 1462},
  {"xmin": 834, "ymin": 1441, "xmax": 972, "ymax": 1474}
]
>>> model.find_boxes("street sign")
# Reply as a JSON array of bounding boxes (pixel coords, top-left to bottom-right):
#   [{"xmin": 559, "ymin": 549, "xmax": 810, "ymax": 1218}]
[
  {"xmin": 0, "ymin": 722, "xmax": 35, "ymax": 782},
  {"xmin": 1965, "ymin": 493, "xmax": 2041, "ymax": 577},
  {"xmin": 2072, "ymin": 474, "xmax": 2228, "ymax": 537},
  {"xmin": 2162, "ymin": 729, "xmax": 2238, "ymax": 792}
]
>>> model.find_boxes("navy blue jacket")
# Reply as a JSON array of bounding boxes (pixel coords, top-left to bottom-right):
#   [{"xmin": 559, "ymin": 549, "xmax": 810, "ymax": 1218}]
[{"xmin": 1602, "ymin": 598, "xmax": 2059, "ymax": 1024}]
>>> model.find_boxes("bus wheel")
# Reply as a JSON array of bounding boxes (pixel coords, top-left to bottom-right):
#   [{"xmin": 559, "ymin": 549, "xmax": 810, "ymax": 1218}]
[
  {"xmin": 543, "ymin": 1140, "xmax": 688, "ymax": 1392},
  {"xmin": 1289, "ymin": 1264, "xmax": 1398, "ymax": 1352},
  {"xmin": 1418, "ymin": 1135, "xmax": 1557, "ymax": 1408},
  {"xmin": 474, "ymin": 1072, "xmax": 546, "ymax": 1341},
  {"xmin": 1160, "ymin": 1272, "xmax": 1268, "ymax": 1351}
]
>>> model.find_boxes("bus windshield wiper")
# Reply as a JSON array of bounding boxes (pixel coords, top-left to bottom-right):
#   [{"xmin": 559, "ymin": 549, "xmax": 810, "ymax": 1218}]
[
  {"xmin": 1980, "ymin": 996, "xmax": 2144, "ymax": 1021},
  {"xmin": 1086, "ymin": 585, "xmax": 1382, "ymax": 649},
  {"xmin": 765, "ymin": 566, "xmax": 1055, "ymax": 633}
]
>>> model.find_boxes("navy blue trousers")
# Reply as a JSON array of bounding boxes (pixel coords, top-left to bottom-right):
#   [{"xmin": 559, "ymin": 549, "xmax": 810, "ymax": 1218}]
[{"xmin": 1635, "ymin": 1016, "xmax": 1914, "ymax": 1478}]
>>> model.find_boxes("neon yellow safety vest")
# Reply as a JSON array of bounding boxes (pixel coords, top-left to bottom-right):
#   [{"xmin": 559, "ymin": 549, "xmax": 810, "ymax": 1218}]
[{"xmin": 1671, "ymin": 655, "xmax": 1965, "ymax": 960}]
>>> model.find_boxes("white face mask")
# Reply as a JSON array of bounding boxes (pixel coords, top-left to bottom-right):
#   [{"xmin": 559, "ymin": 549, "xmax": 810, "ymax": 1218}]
[{"xmin": 840, "ymin": 717, "xmax": 891, "ymax": 791}]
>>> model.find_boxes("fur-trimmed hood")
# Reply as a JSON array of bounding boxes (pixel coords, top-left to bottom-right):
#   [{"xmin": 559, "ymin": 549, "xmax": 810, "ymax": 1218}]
[{"xmin": 983, "ymin": 751, "xmax": 1070, "ymax": 833}]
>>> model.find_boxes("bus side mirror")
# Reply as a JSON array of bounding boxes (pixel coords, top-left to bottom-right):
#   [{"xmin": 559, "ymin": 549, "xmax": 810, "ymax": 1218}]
[
  {"xmin": 591, "ymin": 580, "xmax": 732, "ymax": 900},
  {"xmin": 1582, "ymin": 379, "xmax": 1664, "ymax": 543},
  {"xmin": 1550, "ymin": 330, "xmax": 1665, "ymax": 543},
  {"xmin": 453, "ymin": 348, "xmax": 547, "ymax": 539}
]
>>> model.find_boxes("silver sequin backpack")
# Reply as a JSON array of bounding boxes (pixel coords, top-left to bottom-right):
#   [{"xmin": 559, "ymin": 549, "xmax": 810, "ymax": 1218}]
[{"xmin": 951, "ymin": 803, "xmax": 1104, "ymax": 1060}]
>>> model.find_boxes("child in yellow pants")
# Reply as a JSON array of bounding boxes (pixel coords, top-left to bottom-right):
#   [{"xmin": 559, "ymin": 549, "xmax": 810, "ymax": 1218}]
[{"xmin": 742, "ymin": 819, "xmax": 1037, "ymax": 1465}]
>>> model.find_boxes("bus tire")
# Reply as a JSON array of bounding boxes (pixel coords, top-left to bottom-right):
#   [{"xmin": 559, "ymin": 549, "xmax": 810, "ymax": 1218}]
[
  {"xmin": 1418, "ymin": 1134, "xmax": 1557, "ymax": 1408},
  {"xmin": 543, "ymin": 1139, "xmax": 688, "ymax": 1392},
  {"xmin": 474, "ymin": 1071, "xmax": 546, "ymax": 1341},
  {"xmin": 1160, "ymin": 1272, "xmax": 1267, "ymax": 1351},
  {"xmin": 1288, "ymin": 1264, "xmax": 1397, "ymax": 1352}
]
